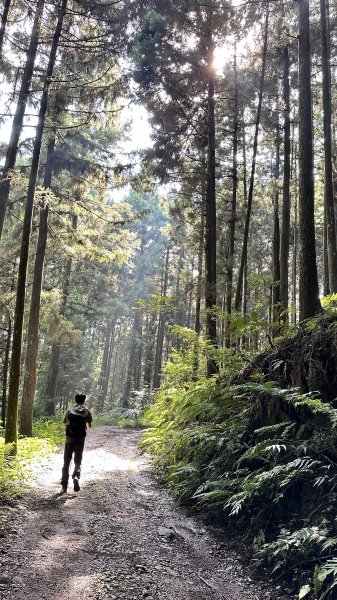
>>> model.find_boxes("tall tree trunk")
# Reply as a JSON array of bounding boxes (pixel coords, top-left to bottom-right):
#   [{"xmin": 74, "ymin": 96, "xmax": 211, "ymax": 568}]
[
  {"xmin": 109, "ymin": 324, "xmax": 121, "ymax": 397},
  {"xmin": 45, "ymin": 215, "xmax": 75, "ymax": 416},
  {"xmin": 1, "ymin": 316, "xmax": 11, "ymax": 427},
  {"xmin": 298, "ymin": 0, "xmax": 321, "ymax": 320},
  {"xmin": 323, "ymin": 206, "xmax": 330, "ymax": 295},
  {"xmin": 225, "ymin": 42, "xmax": 238, "ymax": 348},
  {"xmin": 272, "ymin": 124, "xmax": 281, "ymax": 327},
  {"xmin": 240, "ymin": 122, "xmax": 249, "ymax": 349},
  {"xmin": 0, "ymin": 0, "xmax": 45, "ymax": 238},
  {"xmin": 234, "ymin": 5, "xmax": 269, "ymax": 312},
  {"xmin": 134, "ymin": 316, "xmax": 143, "ymax": 392},
  {"xmin": 195, "ymin": 201, "xmax": 205, "ymax": 336},
  {"xmin": 292, "ymin": 170, "xmax": 298, "ymax": 324},
  {"xmin": 205, "ymin": 29, "xmax": 217, "ymax": 376},
  {"xmin": 0, "ymin": 0, "xmax": 12, "ymax": 57},
  {"xmin": 97, "ymin": 320, "xmax": 115, "ymax": 413},
  {"xmin": 5, "ymin": 0, "xmax": 67, "ymax": 447},
  {"xmin": 153, "ymin": 247, "xmax": 170, "ymax": 389},
  {"xmin": 280, "ymin": 2, "xmax": 291, "ymax": 321},
  {"xmin": 320, "ymin": 0, "xmax": 337, "ymax": 291},
  {"xmin": 143, "ymin": 314, "xmax": 155, "ymax": 389},
  {"xmin": 122, "ymin": 310, "xmax": 142, "ymax": 408},
  {"xmin": 19, "ymin": 133, "xmax": 56, "ymax": 436},
  {"xmin": 193, "ymin": 207, "xmax": 204, "ymax": 377}
]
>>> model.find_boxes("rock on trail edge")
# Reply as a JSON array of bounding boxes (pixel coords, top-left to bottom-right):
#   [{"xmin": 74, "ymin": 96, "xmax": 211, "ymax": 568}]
[{"xmin": 0, "ymin": 427, "xmax": 292, "ymax": 600}]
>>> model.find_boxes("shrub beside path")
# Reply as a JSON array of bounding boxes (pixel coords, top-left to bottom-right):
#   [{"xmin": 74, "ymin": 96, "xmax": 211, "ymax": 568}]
[{"xmin": 0, "ymin": 427, "xmax": 291, "ymax": 600}]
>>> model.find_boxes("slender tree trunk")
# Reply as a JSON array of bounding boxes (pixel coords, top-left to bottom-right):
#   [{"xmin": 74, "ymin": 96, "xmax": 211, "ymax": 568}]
[
  {"xmin": 143, "ymin": 314, "xmax": 155, "ymax": 389},
  {"xmin": 280, "ymin": 3, "xmax": 291, "ymax": 321},
  {"xmin": 20, "ymin": 134, "xmax": 56, "ymax": 436},
  {"xmin": 1, "ymin": 316, "xmax": 11, "ymax": 427},
  {"xmin": 134, "ymin": 316, "xmax": 143, "ymax": 391},
  {"xmin": 109, "ymin": 325, "xmax": 121, "ymax": 398},
  {"xmin": 240, "ymin": 123, "xmax": 249, "ymax": 349},
  {"xmin": 0, "ymin": 0, "xmax": 12, "ymax": 57},
  {"xmin": 242, "ymin": 121, "xmax": 248, "ymax": 209},
  {"xmin": 205, "ymin": 29, "xmax": 217, "ymax": 375},
  {"xmin": 0, "ymin": 0, "xmax": 45, "ymax": 238},
  {"xmin": 195, "ymin": 200, "xmax": 205, "ymax": 336},
  {"xmin": 153, "ymin": 247, "xmax": 170, "ymax": 389},
  {"xmin": 320, "ymin": 0, "xmax": 337, "ymax": 291},
  {"xmin": 323, "ymin": 206, "xmax": 330, "ymax": 296},
  {"xmin": 193, "ymin": 207, "xmax": 205, "ymax": 375},
  {"xmin": 5, "ymin": 0, "xmax": 67, "ymax": 447},
  {"xmin": 173, "ymin": 248, "xmax": 184, "ymax": 350},
  {"xmin": 292, "ymin": 171, "xmax": 298, "ymax": 324},
  {"xmin": 298, "ymin": 0, "xmax": 321, "ymax": 320},
  {"xmin": 272, "ymin": 125, "xmax": 281, "ymax": 327},
  {"xmin": 235, "ymin": 6, "xmax": 269, "ymax": 311},
  {"xmin": 104, "ymin": 325, "xmax": 114, "ymax": 400},
  {"xmin": 122, "ymin": 310, "xmax": 142, "ymax": 408},
  {"xmin": 45, "ymin": 216, "xmax": 75, "ymax": 416},
  {"xmin": 186, "ymin": 283, "xmax": 193, "ymax": 329},
  {"xmin": 97, "ymin": 320, "xmax": 114, "ymax": 412},
  {"xmin": 225, "ymin": 43, "xmax": 238, "ymax": 348},
  {"xmin": 242, "ymin": 259, "xmax": 249, "ymax": 349}
]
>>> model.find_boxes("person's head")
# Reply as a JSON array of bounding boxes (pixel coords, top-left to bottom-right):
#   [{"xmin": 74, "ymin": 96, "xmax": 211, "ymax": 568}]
[{"xmin": 75, "ymin": 393, "xmax": 86, "ymax": 404}]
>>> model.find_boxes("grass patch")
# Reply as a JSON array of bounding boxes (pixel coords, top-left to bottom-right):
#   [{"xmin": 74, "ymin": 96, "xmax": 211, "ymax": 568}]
[
  {"xmin": 0, "ymin": 418, "xmax": 66, "ymax": 500},
  {"xmin": 0, "ymin": 435, "xmax": 55, "ymax": 499}
]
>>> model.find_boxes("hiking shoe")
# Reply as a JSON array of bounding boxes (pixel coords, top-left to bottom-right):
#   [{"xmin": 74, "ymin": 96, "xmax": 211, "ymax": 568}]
[
  {"xmin": 60, "ymin": 485, "xmax": 67, "ymax": 494},
  {"xmin": 73, "ymin": 477, "xmax": 80, "ymax": 492}
]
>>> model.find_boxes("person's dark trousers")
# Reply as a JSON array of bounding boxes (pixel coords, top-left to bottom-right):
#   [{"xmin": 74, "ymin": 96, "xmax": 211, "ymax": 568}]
[{"xmin": 61, "ymin": 436, "xmax": 85, "ymax": 487}]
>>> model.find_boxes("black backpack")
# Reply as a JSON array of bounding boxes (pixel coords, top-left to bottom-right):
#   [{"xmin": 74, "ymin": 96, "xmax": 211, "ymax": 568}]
[{"xmin": 66, "ymin": 409, "xmax": 88, "ymax": 440}]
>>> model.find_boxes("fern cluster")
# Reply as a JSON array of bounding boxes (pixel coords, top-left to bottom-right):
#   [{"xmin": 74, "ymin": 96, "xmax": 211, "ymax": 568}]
[{"xmin": 142, "ymin": 361, "xmax": 337, "ymax": 598}]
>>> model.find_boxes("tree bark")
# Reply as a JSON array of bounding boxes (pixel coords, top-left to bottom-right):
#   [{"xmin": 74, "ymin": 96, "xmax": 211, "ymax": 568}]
[
  {"xmin": 272, "ymin": 124, "xmax": 281, "ymax": 327},
  {"xmin": 320, "ymin": 0, "xmax": 337, "ymax": 292},
  {"xmin": 1, "ymin": 316, "xmax": 11, "ymax": 427},
  {"xmin": 5, "ymin": 0, "xmax": 68, "ymax": 447},
  {"xmin": 195, "ymin": 197, "xmax": 205, "ymax": 336},
  {"xmin": 292, "ymin": 169, "xmax": 298, "ymax": 324},
  {"xmin": 122, "ymin": 310, "xmax": 142, "ymax": 408},
  {"xmin": 142, "ymin": 314, "xmax": 156, "ymax": 389},
  {"xmin": 298, "ymin": 0, "xmax": 321, "ymax": 320},
  {"xmin": 19, "ymin": 134, "xmax": 56, "ymax": 436},
  {"xmin": 234, "ymin": 6, "xmax": 269, "ymax": 312},
  {"xmin": 205, "ymin": 28, "xmax": 217, "ymax": 376},
  {"xmin": 45, "ymin": 215, "xmax": 75, "ymax": 416},
  {"xmin": 153, "ymin": 247, "xmax": 170, "ymax": 389},
  {"xmin": 323, "ymin": 205, "xmax": 330, "ymax": 296},
  {"xmin": 225, "ymin": 41, "xmax": 238, "ymax": 348},
  {"xmin": 109, "ymin": 323, "xmax": 121, "ymax": 397},
  {"xmin": 0, "ymin": 0, "xmax": 12, "ymax": 57},
  {"xmin": 97, "ymin": 320, "xmax": 115, "ymax": 413},
  {"xmin": 280, "ymin": 2, "xmax": 291, "ymax": 320},
  {"xmin": 0, "ymin": 0, "xmax": 45, "ymax": 238},
  {"xmin": 134, "ymin": 316, "xmax": 143, "ymax": 392}
]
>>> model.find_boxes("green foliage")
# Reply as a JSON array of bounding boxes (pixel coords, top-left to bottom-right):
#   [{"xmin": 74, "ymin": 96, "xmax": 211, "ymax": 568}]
[
  {"xmin": 142, "ymin": 348, "xmax": 337, "ymax": 598},
  {"xmin": 92, "ymin": 411, "xmax": 148, "ymax": 428},
  {"xmin": 93, "ymin": 413, "xmax": 119, "ymax": 427},
  {"xmin": 258, "ymin": 526, "xmax": 328, "ymax": 573},
  {"xmin": 32, "ymin": 418, "xmax": 65, "ymax": 444},
  {"xmin": 0, "ymin": 434, "xmax": 55, "ymax": 498}
]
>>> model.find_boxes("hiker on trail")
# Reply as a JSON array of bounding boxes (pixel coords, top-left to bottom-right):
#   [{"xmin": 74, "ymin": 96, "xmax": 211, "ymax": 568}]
[{"xmin": 60, "ymin": 393, "xmax": 93, "ymax": 494}]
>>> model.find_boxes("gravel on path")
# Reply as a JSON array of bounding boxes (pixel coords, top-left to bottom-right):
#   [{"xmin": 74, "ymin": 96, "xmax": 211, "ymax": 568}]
[{"xmin": 0, "ymin": 427, "xmax": 293, "ymax": 600}]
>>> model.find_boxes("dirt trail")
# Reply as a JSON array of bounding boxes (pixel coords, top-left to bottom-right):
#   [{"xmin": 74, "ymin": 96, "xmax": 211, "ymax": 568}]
[{"xmin": 0, "ymin": 428, "xmax": 291, "ymax": 600}]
